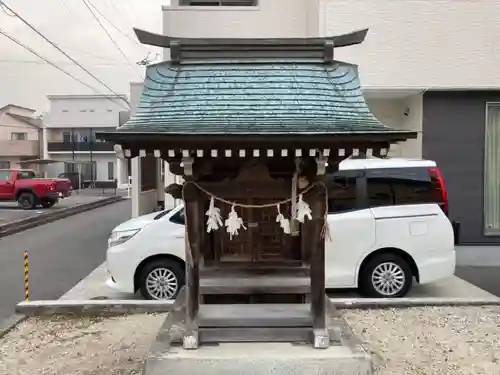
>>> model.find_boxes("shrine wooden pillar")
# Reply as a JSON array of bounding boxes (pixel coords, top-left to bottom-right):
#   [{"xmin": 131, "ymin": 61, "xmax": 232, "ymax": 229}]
[
  {"xmin": 182, "ymin": 182, "xmax": 203, "ymax": 350},
  {"xmin": 303, "ymin": 184, "xmax": 329, "ymax": 349}
]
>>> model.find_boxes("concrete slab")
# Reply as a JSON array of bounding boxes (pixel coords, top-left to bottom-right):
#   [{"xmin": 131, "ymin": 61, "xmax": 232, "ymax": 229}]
[
  {"xmin": 59, "ymin": 262, "xmax": 132, "ymax": 300},
  {"xmin": 16, "ymin": 295, "xmax": 500, "ymax": 317},
  {"xmin": 456, "ymin": 266, "xmax": 500, "ymax": 297},
  {"xmin": 145, "ymin": 343, "xmax": 371, "ymax": 375},
  {"xmin": 331, "ymin": 275, "xmax": 499, "ymax": 300},
  {"xmin": 61, "ymin": 262, "xmax": 499, "ymax": 301},
  {"xmin": 143, "ymin": 304, "xmax": 372, "ymax": 375}
]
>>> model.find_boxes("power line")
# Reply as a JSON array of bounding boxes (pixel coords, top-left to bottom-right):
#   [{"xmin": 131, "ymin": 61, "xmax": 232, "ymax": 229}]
[
  {"xmin": 85, "ymin": 0, "xmax": 145, "ymax": 50},
  {"xmin": 0, "ymin": 1, "xmax": 130, "ymax": 108},
  {"xmin": 108, "ymin": 0, "xmax": 132, "ymax": 28},
  {"xmin": 0, "ymin": 2, "xmax": 14, "ymax": 16},
  {"xmin": 58, "ymin": 0, "xmax": 72, "ymax": 13},
  {"xmin": 0, "ymin": 58, "xmax": 129, "ymax": 66},
  {"xmin": 60, "ymin": 45, "xmax": 124, "ymax": 63},
  {"xmin": 0, "ymin": 27, "xmax": 129, "ymax": 109},
  {"xmin": 82, "ymin": 0, "xmax": 142, "ymax": 79}
]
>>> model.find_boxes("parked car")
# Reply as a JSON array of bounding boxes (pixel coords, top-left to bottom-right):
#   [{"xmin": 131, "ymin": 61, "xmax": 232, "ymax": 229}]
[
  {"xmin": 106, "ymin": 157, "xmax": 458, "ymax": 300},
  {"xmin": 58, "ymin": 172, "xmax": 81, "ymax": 191},
  {"xmin": 0, "ymin": 169, "xmax": 72, "ymax": 209}
]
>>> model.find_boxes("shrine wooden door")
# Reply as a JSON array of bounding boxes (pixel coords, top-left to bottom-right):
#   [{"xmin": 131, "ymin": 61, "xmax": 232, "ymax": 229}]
[
  {"xmin": 252, "ymin": 200, "xmax": 293, "ymax": 261},
  {"xmin": 215, "ymin": 199, "xmax": 296, "ymax": 262}
]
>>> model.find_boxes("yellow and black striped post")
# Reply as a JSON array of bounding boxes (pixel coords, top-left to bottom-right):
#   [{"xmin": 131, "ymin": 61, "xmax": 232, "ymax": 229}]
[{"xmin": 24, "ymin": 251, "xmax": 29, "ymax": 301}]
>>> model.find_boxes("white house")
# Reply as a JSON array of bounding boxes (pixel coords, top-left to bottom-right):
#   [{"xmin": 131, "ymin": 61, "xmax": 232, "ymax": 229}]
[
  {"xmin": 127, "ymin": 0, "xmax": 500, "ymax": 244},
  {"xmin": 42, "ymin": 94, "xmax": 130, "ymax": 188}
]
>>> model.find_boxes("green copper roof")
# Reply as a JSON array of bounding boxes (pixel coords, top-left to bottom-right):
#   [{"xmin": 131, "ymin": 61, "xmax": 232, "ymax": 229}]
[{"xmin": 121, "ymin": 61, "xmax": 399, "ymax": 135}]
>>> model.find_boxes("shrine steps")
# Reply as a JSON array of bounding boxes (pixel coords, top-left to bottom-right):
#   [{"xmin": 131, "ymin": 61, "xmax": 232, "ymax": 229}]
[
  {"xmin": 198, "ymin": 303, "xmax": 317, "ymax": 344},
  {"xmin": 199, "ymin": 327, "xmax": 311, "ymax": 344},
  {"xmin": 199, "ymin": 303, "xmax": 310, "ymax": 327},
  {"xmin": 200, "ymin": 265, "xmax": 310, "ymax": 296}
]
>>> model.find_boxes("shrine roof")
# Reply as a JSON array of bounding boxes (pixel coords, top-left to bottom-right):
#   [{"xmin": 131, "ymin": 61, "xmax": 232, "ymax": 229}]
[
  {"xmin": 99, "ymin": 29, "xmax": 416, "ymax": 145},
  {"xmin": 116, "ymin": 61, "xmax": 411, "ymax": 136}
]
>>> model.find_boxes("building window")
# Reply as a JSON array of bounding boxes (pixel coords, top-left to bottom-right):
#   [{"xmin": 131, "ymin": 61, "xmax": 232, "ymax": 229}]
[
  {"xmin": 484, "ymin": 103, "xmax": 500, "ymax": 235},
  {"xmin": 108, "ymin": 161, "xmax": 114, "ymax": 180},
  {"xmin": 11, "ymin": 132, "xmax": 27, "ymax": 141},
  {"xmin": 179, "ymin": 0, "xmax": 257, "ymax": 5},
  {"xmin": 0, "ymin": 161, "xmax": 11, "ymax": 170}
]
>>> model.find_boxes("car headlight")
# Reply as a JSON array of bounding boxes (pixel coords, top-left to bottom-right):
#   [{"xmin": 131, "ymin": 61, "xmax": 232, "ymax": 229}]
[{"xmin": 108, "ymin": 229, "xmax": 140, "ymax": 248}]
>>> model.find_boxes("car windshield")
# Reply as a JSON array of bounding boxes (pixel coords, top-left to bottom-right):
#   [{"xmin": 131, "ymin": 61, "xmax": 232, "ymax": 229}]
[{"xmin": 154, "ymin": 209, "xmax": 172, "ymax": 220}]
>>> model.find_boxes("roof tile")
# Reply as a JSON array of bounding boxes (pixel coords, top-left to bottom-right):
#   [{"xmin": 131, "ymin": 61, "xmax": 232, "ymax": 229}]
[{"xmin": 121, "ymin": 61, "xmax": 398, "ymax": 135}]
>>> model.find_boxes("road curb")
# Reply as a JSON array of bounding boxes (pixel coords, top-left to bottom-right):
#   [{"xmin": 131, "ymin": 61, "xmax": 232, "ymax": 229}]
[
  {"xmin": 0, "ymin": 314, "xmax": 26, "ymax": 339},
  {"xmin": 15, "ymin": 297, "xmax": 500, "ymax": 316},
  {"xmin": 330, "ymin": 297, "xmax": 500, "ymax": 309},
  {"xmin": 0, "ymin": 196, "xmax": 123, "ymax": 238},
  {"xmin": 16, "ymin": 300, "xmax": 175, "ymax": 316}
]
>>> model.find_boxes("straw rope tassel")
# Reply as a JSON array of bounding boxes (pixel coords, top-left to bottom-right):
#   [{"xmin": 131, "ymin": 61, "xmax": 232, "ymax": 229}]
[{"xmin": 24, "ymin": 251, "xmax": 29, "ymax": 301}]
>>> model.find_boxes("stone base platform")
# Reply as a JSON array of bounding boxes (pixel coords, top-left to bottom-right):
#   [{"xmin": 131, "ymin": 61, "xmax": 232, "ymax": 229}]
[
  {"xmin": 143, "ymin": 303, "xmax": 373, "ymax": 375},
  {"xmin": 144, "ymin": 342, "xmax": 372, "ymax": 375}
]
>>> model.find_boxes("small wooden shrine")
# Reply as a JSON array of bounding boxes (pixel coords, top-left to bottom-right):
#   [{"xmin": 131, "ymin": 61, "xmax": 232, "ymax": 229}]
[{"xmin": 99, "ymin": 28, "xmax": 416, "ymax": 349}]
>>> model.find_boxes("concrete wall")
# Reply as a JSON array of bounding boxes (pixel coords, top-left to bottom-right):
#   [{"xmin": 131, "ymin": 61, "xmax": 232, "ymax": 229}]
[
  {"xmin": 163, "ymin": 0, "xmax": 318, "ymax": 39},
  {"xmin": 366, "ymin": 95, "xmax": 423, "ymax": 158},
  {"xmin": 44, "ymin": 95, "xmax": 128, "ymax": 129},
  {"xmin": 422, "ymin": 91, "xmax": 500, "ymax": 244},
  {"xmin": 320, "ymin": 0, "xmax": 500, "ymax": 89}
]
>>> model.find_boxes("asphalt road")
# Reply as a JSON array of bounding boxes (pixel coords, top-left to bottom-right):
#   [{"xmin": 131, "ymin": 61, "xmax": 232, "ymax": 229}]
[
  {"xmin": 455, "ymin": 266, "xmax": 500, "ymax": 297},
  {"xmin": 0, "ymin": 194, "xmax": 110, "ymax": 224},
  {"xmin": 0, "ymin": 199, "xmax": 130, "ymax": 322}
]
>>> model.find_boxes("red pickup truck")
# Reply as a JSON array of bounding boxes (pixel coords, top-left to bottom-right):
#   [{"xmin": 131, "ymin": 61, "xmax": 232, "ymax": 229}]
[{"xmin": 0, "ymin": 169, "xmax": 72, "ymax": 209}]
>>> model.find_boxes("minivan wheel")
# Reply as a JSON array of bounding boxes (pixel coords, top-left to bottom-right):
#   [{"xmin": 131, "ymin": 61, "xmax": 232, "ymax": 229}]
[
  {"xmin": 359, "ymin": 253, "xmax": 413, "ymax": 298},
  {"xmin": 138, "ymin": 259, "xmax": 185, "ymax": 300}
]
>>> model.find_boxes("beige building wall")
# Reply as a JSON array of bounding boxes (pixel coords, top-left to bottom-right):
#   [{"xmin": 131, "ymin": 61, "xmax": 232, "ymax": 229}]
[
  {"xmin": 320, "ymin": 0, "xmax": 500, "ymax": 89},
  {"xmin": 0, "ymin": 105, "xmax": 41, "ymax": 169},
  {"xmin": 0, "ymin": 106, "xmax": 39, "ymax": 141},
  {"xmin": 164, "ymin": 0, "xmax": 318, "ymax": 39}
]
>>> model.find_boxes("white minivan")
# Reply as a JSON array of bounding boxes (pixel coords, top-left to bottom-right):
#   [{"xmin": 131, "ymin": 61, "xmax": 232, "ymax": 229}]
[{"xmin": 106, "ymin": 157, "xmax": 457, "ymax": 300}]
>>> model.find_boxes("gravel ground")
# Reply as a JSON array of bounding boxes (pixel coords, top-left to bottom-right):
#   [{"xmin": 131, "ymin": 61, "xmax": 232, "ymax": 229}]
[
  {"xmin": 0, "ymin": 313, "xmax": 166, "ymax": 375},
  {"xmin": 3, "ymin": 307, "xmax": 500, "ymax": 374},
  {"xmin": 342, "ymin": 306, "xmax": 500, "ymax": 375}
]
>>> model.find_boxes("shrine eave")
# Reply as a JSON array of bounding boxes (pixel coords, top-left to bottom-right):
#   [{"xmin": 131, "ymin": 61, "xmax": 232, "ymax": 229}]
[
  {"xmin": 97, "ymin": 130, "xmax": 417, "ymax": 146},
  {"xmin": 133, "ymin": 28, "xmax": 368, "ymax": 50}
]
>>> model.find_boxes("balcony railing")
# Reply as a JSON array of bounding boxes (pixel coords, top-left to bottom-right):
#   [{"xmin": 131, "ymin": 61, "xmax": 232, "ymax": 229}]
[
  {"xmin": 0, "ymin": 140, "xmax": 40, "ymax": 157},
  {"xmin": 47, "ymin": 141, "xmax": 114, "ymax": 152}
]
